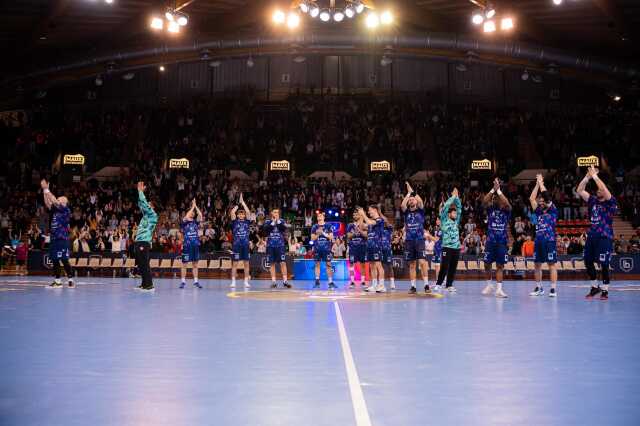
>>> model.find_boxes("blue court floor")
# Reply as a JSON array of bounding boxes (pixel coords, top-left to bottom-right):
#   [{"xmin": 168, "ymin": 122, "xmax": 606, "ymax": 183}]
[{"xmin": 1, "ymin": 277, "xmax": 639, "ymax": 426}]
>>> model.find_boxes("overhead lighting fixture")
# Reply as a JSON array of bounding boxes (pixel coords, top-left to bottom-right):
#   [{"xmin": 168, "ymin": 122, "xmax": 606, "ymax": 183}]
[
  {"xmin": 105, "ymin": 0, "xmax": 114, "ymax": 4},
  {"xmin": 355, "ymin": 2, "xmax": 365, "ymax": 14},
  {"xmin": 319, "ymin": 9, "xmax": 331, "ymax": 22},
  {"xmin": 159, "ymin": 65, "xmax": 165, "ymax": 72},
  {"xmin": 209, "ymin": 60, "xmax": 221, "ymax": 68},
  {"xmin": 293, "ymin": 55, "xmax": 306, "ymax": 63},
  {"xmin": 167, "ymin": 20, "xmax": 180, "ymax": 33},
  {"xmin": 553, "ymin": 0, "xmax": 563, "ymax": 5},
  {"xmin": 333, "ymin": 10, "xmax": 345, "ymax": 22},
  {"xmin": 500, "ymin": 17, "xmax": 514, "ymax": 31},
  {"xmin": 310, "ymin": 4, "xmax": 320, "ymax": 18},
  {"xmin": 95, "ymin": 76, "xmax": 103, "ymax": 86},
  {"xmin": 483, "ymin": 20, "xmax": 496, "ymax": 33},
  {"xmin": 380, "ymin": 10, "xmax": 393, "ymax": 25},
  {"xmin": 177, "ymin": 14, "xmax": 188, "ymax": 26},
  {"xmin": 521, "ymin": 70, "xmax": 530, "ymax": 81},
  {"xmin": 472, "ymin": 12, "xmax": 484, "ymax": 25},
  {"xmin": 613, "ymin": 95, "xmax": 621, "ymax": 102},
  {"xmin": 300, "ymin": 1, "xmax": 309, "ymax": 13},
  {"xmin": 122, "ymin": 72, "xmax": 135, "ymax": 81},
  {"xmin": 165, "ymin": 10, "xmax": 175, "ymax": 21},
  {"xmin": 366, "ymin": 12, "xmax": 379, "ymax": 28},
  {"xmin": 150, "ymin": 16, "xmax": 164, "ymax": 30},
  {"xmin": 345, "ymin": 5, "xmax": 355, "ymax": 18},
  {"xmin": 247, "ymin": 57, "xmax": 255, "ymax": 68},
  {"xmin": 380, "ymin": 56, "xmax": 392, "ymax": 66},
  {"xmin": 287, "ymin": 12, "xmax": 301, "ymax": 28},
  {"xmin": 273, "ymin": 9, "xmax": 286, "ymax": 24},
  {"xmin": 456, "ymin": 63, "xmax": 468, "ymax": 72},
  {"xmin": 485, "ymin": 7, "xmax": 496, "ymax": 19}
]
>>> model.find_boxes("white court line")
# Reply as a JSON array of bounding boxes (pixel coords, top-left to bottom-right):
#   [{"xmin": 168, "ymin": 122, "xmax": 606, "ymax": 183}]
[{"xmin": 334, "ymin": 301, "xmax": 373, "ymax": 426}]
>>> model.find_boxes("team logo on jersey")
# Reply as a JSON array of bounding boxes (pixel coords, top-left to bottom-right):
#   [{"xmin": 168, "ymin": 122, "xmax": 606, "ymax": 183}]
[{"xmin": 620, "ymin": 257, "xmax": 634, "ymax": 273}]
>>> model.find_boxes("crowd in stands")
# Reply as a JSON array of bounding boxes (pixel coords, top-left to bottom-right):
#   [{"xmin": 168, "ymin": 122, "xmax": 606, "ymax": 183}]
[{"xmin": 0, "ymin": 95, "xmax": 639, "ymax": 267}]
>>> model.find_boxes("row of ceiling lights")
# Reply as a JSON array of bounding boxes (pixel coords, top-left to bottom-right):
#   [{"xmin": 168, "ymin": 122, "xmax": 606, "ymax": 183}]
[
  {"xmin": 272, "ymin": 1, "xmax": 393, "ymax": 29},
  {"xmin": 150, "ymin": 7, "xmax": 189, "ymax": 33},
  {"xmin": 470, "ymin": 4, "xmax": 514, "ymax": 33}
]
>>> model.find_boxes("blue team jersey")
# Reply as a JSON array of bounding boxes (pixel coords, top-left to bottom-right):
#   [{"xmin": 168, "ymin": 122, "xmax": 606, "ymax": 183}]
[
  {"xmin": 486, "ymin": 207, "xmax": 511, "ymax": 244},
  {"xmin": 347, "ymin": 223, "xmax": 366, "ymax": 248},
  {"xmin": 232, "ymin": 219, "xmax": 251, "ymax": 245},
  {"xmin": 434, "ymin": 229, "xmax": 443, "ymax": 252},
  {"xmin": 587, "ymin": 196, "xmax": 617, "ymax": 240},
  {"xmin": 51, "ymin": 205, "xmax": 71, "ymax": 241},
  {"xmin": 366, "ymin": 218, "xmax": 385, "ymax": 249},
  {"xmin": 535, "ymin": 205, "xmax": 558, "ymax": 242},
  {"xmin": 311, "ymin": 223, "xmax": 333, "ymax": 251},
  {"xmin": 264, "ymin": 219, "xmax": 286, "ymax": 248},
  {"xmin": 404, "ymin": 208, "xmax": 425, "ymax": 241},
  {"xmin": 381, "ymin": 227, "xmax": 392, "ymax": 250},
  {"xmin": 181, "ymin": 219, "xmax": 200, "ymax": 247}
]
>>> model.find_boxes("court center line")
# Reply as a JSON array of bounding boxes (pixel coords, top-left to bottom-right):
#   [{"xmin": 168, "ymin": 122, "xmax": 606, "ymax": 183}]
[{"xmin": 334, "ymin": 301, "xmax": 373, "ymax": 426}]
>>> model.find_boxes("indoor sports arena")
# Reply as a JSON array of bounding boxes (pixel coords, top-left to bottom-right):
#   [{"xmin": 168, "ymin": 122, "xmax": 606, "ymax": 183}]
[{"xmin": 1, "ymin": 1, "xmax": 640, "ymax": 425}]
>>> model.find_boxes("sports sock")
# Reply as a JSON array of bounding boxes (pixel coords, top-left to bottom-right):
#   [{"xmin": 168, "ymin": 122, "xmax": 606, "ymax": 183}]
[
  {"xmin": 590, "ymin": 280, "xmax": 598, "ymax": 288},
  {"xmin": 410, "ymin": 279, "xmax": 416, "ymax": 288},
  {"xmin": 231, "ymin": 277, "xmax": 236, "ymax": 285},
  {"xmin": 496, "ymin": 282, "xmax": 503, "ymax": 291},
  {"xmin": 486, "ymin": 279, "xmax": 493, "ymax": 287},
  {"xmin": 423, "ymin": 276, "xmax": 428, "ymax": 286},
  {"xmin": 390, "ymin": 277, "xmax": 395, "ymax": 285},
  {"xmin": 379, "ymin": 278, "xmax": 385, "ymax": 287},
  {"xmin": 602, "ymin": 284, "xmax": 609, "ymax": 292}
]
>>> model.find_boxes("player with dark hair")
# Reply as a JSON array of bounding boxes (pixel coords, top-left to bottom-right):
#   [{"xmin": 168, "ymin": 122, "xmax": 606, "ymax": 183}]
[
  {"xmin": 311, "ymin": 211, "xmax": 336, "ymax": 290},
  {"xmin": 263, "ymin": 209, "xmax": 291, "ymax": 289},
  {"xmin": 41, "ymin": 179, "xmax": 74, "ymax": 289},
  {"xmin": 577, "ymin": 166, "xmax": 617, "ymax": 300},
  {"xmin": 230, "ymin": 193, "xmax": 252, "ymax": 289},
  {"xmin": 529, "ymin": 174, "xmax": 558, "ymax": 297},
  {"xmin": 134, "ymin": 181, "xmax": 158, "ymax": 292},
  {"xmin": 347, "ymin": 210, "xmax": 367, "ymax": 289},
  {"xmin": 434, "ymin": 188, "xmax": 462, "ymax": 292},
  {"xmin": 402, "ymin": 181, "xmax": 429, "ymax": 294},
  {"xmin": 358, "ymin": 205, "xmax": 387, "ymax": 293},
  {"xmin": 180, "ymin": 198, "xmax": 203, "ymax": 289},
  {"xmin": 481, "ymin": 178, "xmax": 512, "ymax": 298}
]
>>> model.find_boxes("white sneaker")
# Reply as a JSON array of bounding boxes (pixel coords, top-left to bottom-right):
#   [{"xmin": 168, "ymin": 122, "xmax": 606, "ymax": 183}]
[
  {"xmin": 390, "ymin": 282, "xmax": 396, "ymax": 290},
  {"xmin": 364, "ymin": 285, "xmax": 375, "ymax": 292},
  {"xmin": 495, "ymin": 288, "xmax": 508, "ymax": 298},
  {"xmin": 482, "ymin": 284, "xmax": 495, "ymax": 295},
  {"xmin": 375, "ymin": 284, "xmax": 387, "ymax": 293},
  {"xmin": 549, "ymin": 288, "xmax": 557, "ymax": 298},
  {"xmin": 529, "ymin": 287, "xmax": 544, "ymax": 296},
  {"xmin": 230, "ymin": 282, "xmax": 236, "ymax": 288},
  {"xmin": 433, "ymin": 285, "xmax": 442, "ymax": 292},
  {"xmin": 447, "ymin": 286, "xmax": 457, "ymax": 293},
  {"xmin": 244, "ymin": 282, "xmax": 251, "ymax": 288}
]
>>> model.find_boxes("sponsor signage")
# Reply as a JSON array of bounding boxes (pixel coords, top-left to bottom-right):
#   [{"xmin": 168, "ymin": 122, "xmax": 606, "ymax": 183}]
[
  {"xmin": 471, "ymin": 159, "xmax": 492, "ymax": 170},
  {"xmin": 577, "ymin": 155, "xmax": 599, "ymax": 167},
  {"xmin": 370, "ymin": 161, "xmax": 391, "ymax": 172},
  {"xmin": 169, "ymin": 158, "xmax": 190, "ymax": 169},
  {"xmin": 270, "ymin": 160, "xmax": 290, "ymax": 171},
  {"xmin": 63, "ymin": 154, "xmax": 85, "ymax": 165}
]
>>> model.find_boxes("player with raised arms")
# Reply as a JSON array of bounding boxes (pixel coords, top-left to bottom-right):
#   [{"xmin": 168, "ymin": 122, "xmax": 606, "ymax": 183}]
[
  {"xmin": 134, "ymin": 181, "xmax": 158, "ymax": 292},
  {"xmin": 529, "ymin": 174, "xmax": 558, "ymax": 297},
  {"xmin": 311, "ymin": 211, "xmax": 337, "ymax": 290},
  {"xmin": 481, "ymin": 178, "xmax": 512, "ymax": 298},
  {"xmin": 577, "ymin": 166, "xmax": 617, "ymax": 300},
  {"xmin": 347, "ymin": 210, "xmax": 368, "ymax": 289},
  {"xmin": 41, "ymin": 179, "xmax": 74, "ymax": 289},
  {"xmin": 229, "ymin": 193, "xmax": 253, "ymax": 289},
  {"xmin": 358, "ymin": 205, "xmax": 387, "ymax": 293},
  {"xmin": 179, "ymin": 198, "xmax": 203, "ymax": 289},
  {"xmin": 262, "ymin": 209, "xmax": 291, "ymax": 289},
  {"xmin": 402, "ymin": 181, "xmax": 429, "ymax": 294},
  {"xmin": 434, "ymin": 188, "xmax": 462, "ymax": 293}
]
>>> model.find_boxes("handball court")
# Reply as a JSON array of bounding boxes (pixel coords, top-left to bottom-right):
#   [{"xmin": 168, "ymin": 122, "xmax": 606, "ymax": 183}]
[{"xmin": 1, "ymin": 277, "xmax": 639, "ymax": 426}]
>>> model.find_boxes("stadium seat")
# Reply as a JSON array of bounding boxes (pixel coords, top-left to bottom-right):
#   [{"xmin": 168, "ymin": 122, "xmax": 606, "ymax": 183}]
[
  {"xmin": 525, "ymin": 260, "xmax": 535, "ymax": 271},
  {"xmin": 574, "ymin": 260, "xmax": 586, "ymax": 271},
  {"xmin": 75, "ymin": 258, "xmax": 89, "ymax": 268},
  {"xmin": 220, "ymin": 258, "xmax": 232, "ymax": 270},
  {"xmin": 99, "ymin": 258, "xmax": 112, "ymax": 268},
  {"xmin": 173, "ymin": 259, "xmax": 183, "ymax": 269},
  {"xmin": 149, "ymin": 259, "xmax": 160, "ymax": 269},
  {"xmin": 456, "ymin": 261, "xmax": 467, "ymax": 271},
  {"xmin": 209, "ymin": 259, "xmax": 220, "ymax": 270},
  {"xmin": 562, "ymin": 260, "xmax": 574, "ymax": 271},
  {"xmin": 124, "ymin": 258, "xmax": 136, "ymax": 269},
  {"xmin": 466, "ymin": 260, "xmax": 479, "ymax": 271},
  {"xmin": 111, "ymin": 258, "xmax": 124, "ymax": 278},
  {"xmin": 504, "ymin": 261, "xmax": 515, "ymax": 271},
  {"xmin": 69, "ymin": 258, "xmax": 78, "ymax": 267},
  {"xmin": 514, "ymin": 260, "xmax": 527, "ymax": 271},
  {"xmin": 197, "ymin": 259, "xmax": 208, "ymax": 270}
]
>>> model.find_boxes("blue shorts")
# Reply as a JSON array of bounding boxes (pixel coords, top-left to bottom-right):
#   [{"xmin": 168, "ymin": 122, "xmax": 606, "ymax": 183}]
[
  {"xmin": 432, "ymin": 249, "xmax": 442, "ymax": 264},
  {"xmin": 349, "ymin": 246, "xmax": 366, "ymax": 263},
  {"xmin": 382, "ymin": 249, "xmax": 393, "ymax": 265},
  {"xmin": 484, "ymin": 241, "xmax": 509, "ymax": 265},
  {"xmin": 49, "ymin": 239, "xmax": 70, "ymax": 261},
  {"xmin": 366, "ymin": 246, "xmax": 382, "ymax": 263},
  {"xmin": 232, "ymin": 243, "xmax": 250, "ymax": 261},
  {"xmin": 314, "ymin": 248, "xmax": 333, "ymax": 262},
  {"xmin": 404, "ymin": 239, "xmax": 426, "ymax": 261},
  {"xmin": 182, "ymin": 244, "xmax": 200, "ymax": 263},
  {"xmin": 267, "ymin": 246, "xmax": 286, "ymax": 263},
  {"xmin": 534, "ymin": 239, "xmax": 557, "ymax": 264},
  {"xmin": 583, "ymin": 236, "xmax": 613, "ymax": 267}
]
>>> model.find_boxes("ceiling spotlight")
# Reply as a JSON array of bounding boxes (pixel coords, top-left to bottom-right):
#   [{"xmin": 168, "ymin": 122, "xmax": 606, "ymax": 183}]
[
  {"xmin": 500, "ymin": 17, "xmax": 514, "ymax": 31},
  {"xmin": 177, "ymin": 14, "xmax": 188, "ymax": 26},
  {"xmin": 95, "ymin": 76, "xmax": 103, "ymax": 86},
  {"xmin": 122, "ymin": 72, "xmax": 135, "ymax": 81},
  {"xmin": 273, "ymin": 9, "xmax": 285, "ymax": 24},
  {"xmin": 345, "ymin": 5, "xmax": 355, "ymax": 18},
  {"xmin": 200, "ymin": 49, "xmax": 211, "ymax": 60},
  {"xmin": 165, "ymin": 10, "xmax": 175, "ymax": 21},
  {"xmin": 159, "ymin": 65, "xmax": 165, "ymax": 72},
  {"xmin": 355, "ymin": 2, "xmax": 365, "ymax": 14},
  {"xmin": 300, "ymin": 1, "xmax": 309, "ymax": 13},
  {"xmin": 380, "ymin": 10, "xmax": 393, "ymax": 25},
  {"xmin": 293, "ymin": 56, "xmax": 306, "ymax": 63},
  {"xmin": 483, "ymin": 20, "xmax": 496, "ymax": 33},
  {"xmin": 456, "ymin": 63, "xmax": 468, "ymax": 72},
  {"xmin": 167, "ymin": 20, "xmax": 180, "ymax": 33},
  {"xmin": 553, "ymin": 0, "xmax": 563, "ymax": 5},
  {"xmin": 472, "ymin": 12, "xmax": 484, "ymax": 25},
  {"xmin": 485, "ymin": 7, "xmax": 496, "ymax": 19},
  {"xmin": 247, "ymin": 57, "xmax": 255, "ymax": 68},
  {"xmin": 319, "ymin": 9, "xmax": 331, "ymax": 22},
  {"xmin": 333, "ymin": 10, "xmax": 345, "ymax": 22},
  {"xmin": 150, "ymin": 16, "xmax": 164, "ymax": 30},
  {"xmin": 613, "ymin": 95, "xmax": 621, "ymax": 102},
  {"xmin": 310, "ymin": 4, "xmax": 320, "ymax": 18},
  {"xmin": 532, "ymin": 74, "xmax": 543, "ymax": 84},
  {"xmin": 287, "ymin": 12, "xmax": 301, "ymax": 28},
  {"xmin": 209, "ymin": 60, "xmax": 221, "ymax": 67},
  {"xmin": 380, "ymin": 56, "xmax": 392, "ymax": 66},
  {"xmin": 521, "ymin": 70, "xmax": 530, "ymax": 81},
  {"xmin": 105, "ymin": 0, "xmax": 114, "ymax": 4},
  {"xmin": 366, "ymin": 12, "xmax": 379, "ymax": 28}
]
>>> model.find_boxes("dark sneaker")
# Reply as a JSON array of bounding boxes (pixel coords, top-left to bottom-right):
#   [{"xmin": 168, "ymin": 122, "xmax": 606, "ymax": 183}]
[
  {"xmin": 270, "ymin": 282, "xmax": 278, "ymax": 289},
  {"xmin": 549, "ymin": 288, "xmax": 557, "ymax": 298},
  {"xmin": 193, "ymin": 282, "xmax": 202, "ymax": 289},
  {"xmin": 313, "ymin": 280, "xmax": 321, "ymax": 289},
  {"xmin": 586, "ymin": 286, "xmax": 601, "ymax": 299},
  {"xmin": 600, "ymin": 290, "xmax": 609, "ymax": 300},
  {"xmin": 328, "ymin": 282, "xmax": 337, "ymax": 290},
  {"xmin": 283, "ymin": 282, "xmax": 292, "ymax": 289},
  {"xmin": 67, "ymin": 280, "xmax": 75, "ymax": 288},
  {"xmin": 46, "ymin": 282, "xmax": 63, "ymax": 289},
  {"xmin": 424, "ymin": 285, "xmax": 431, "ymax": 294},
  {"xmin": 139, "ymin": 286, "xmax": 155, "ymax": 292},
  {"xmin": 179, "ymin": 282, "xmax": 186, "ymax": 289},
  {"xmin": 349, "ymin": 281, "xmax": 355, "ymax": 289},
  {"xmin": 408, "ymin": 286, "xmax": 417, "ymax": 295}
]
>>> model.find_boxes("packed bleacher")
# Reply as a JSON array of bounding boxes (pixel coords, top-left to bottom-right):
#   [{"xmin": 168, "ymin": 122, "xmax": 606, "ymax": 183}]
[{"xmin": 0, "ymin": 95, "xmax": 639, "ymax": 268}]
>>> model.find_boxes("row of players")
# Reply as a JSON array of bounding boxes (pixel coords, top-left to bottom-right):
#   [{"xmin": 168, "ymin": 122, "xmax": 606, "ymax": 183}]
[{"xmin": 40, "ymin": 166, "xmax": 616, "ymax": 299}]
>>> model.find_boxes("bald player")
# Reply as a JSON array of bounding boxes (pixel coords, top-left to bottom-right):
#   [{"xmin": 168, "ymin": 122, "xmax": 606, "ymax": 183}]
[
  {"xmin": 41, "ymin": 179, "xmax": 75, "ymax": 289},
  {"xmin": 402, "ymin": 181, "xmax": 430, "ymax": 294}
]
